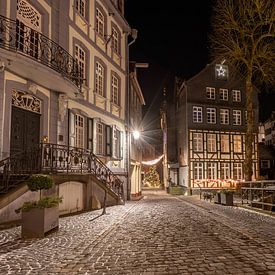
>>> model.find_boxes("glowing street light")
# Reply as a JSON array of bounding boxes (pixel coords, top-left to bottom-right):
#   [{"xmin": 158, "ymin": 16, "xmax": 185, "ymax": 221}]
[{"xmin": 132, "ymin": 130, "xmax": 140, "ymax": 140}]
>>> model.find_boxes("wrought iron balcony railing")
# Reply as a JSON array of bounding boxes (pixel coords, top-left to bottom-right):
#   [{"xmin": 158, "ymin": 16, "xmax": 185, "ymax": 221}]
[
  {"xmin": 0, "ymin": 143, "xmax": 124, "ymax": 200},
  {"xmin": 0, "ymin": 15, "xmax": 82, "ymax": 88}
]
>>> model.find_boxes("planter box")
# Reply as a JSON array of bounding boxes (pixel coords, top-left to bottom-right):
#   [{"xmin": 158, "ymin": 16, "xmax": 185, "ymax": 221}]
[
  {"xmin": 220, "ymin": 193, "xmax": 233, "ymax": 206},
  {"xmin": 214, "ymin": 193, "xmax": 221, "ymax": 204},
  {"xmin": 21, "ymin": 206, "xmax": 59, "ymax": 238}
]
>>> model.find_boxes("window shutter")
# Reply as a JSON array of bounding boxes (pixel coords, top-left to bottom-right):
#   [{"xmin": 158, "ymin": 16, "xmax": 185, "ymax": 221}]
[
  {"xmin": 87, "ymin": 118, "xmax": 93, "ymax": 151},
  {"xmin": 119, "ymin": 130, "xmax": 123, "ymax": 159},
  {"xmin": 112, "ymin": 125, "xmax": 116, "ymax": 158},
  {"xmin": 105, "ymin": 125, "xmax": 112, "ymax": 156},
  {"xmin": 69, "ymin": 110, "xmax": 75, "ymax": 147}
]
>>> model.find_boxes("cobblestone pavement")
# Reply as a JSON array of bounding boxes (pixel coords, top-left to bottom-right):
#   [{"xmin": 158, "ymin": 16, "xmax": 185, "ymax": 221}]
[{"xmin": 0, "ymin": 190, "xmax": 275, "ymax": 275}]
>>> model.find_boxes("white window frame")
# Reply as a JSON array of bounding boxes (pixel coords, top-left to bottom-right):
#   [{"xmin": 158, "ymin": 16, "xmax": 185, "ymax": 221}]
[
  {"xmin": 207, "ymin": 134, "xmax": 216, "ymax": 152},
  {"xmin": 194, "ymin": 162, "xmax": 203, "ymax": 180},
  {"xmin": 232, "ymin": 90, "xmax": 241, "ymax": 102},
  {"xmin": 76, "ymin": 0, "xmax": 85, "ymax": 17},
  {"xmin": 193, "ymin": 106, "xmax": 203, "ymax": 123},
  {"xmin": 221, "ymin": 163, "xmax": 230, "ymax": 179},
  {"xmin": 193, "ymin": 133, "xmax": 203, "ymax": 152},
  {"xmin": 220, "ymin": 89, "xmax": 228, "ymax": 101},
  {"xmin": 233, "ymin": 135, "xmax": 242, "ymax": 153},
  {"xmin": 75, "ymin": 45, "xmax": 85, "ymax": 82},
  {"xmin": 96, "ymin": 122, "xmax": 104, "ymax": 155},
  {"xmin": 96, "ymin": 8, "xmax": 104, "ymax": 37},
  {"xmin": 207, "ymin": 162, "xmax": 217, "ymax": 179},
  {"xmin": 111, "ymin": 74, "xmax": 119, "ymax": 105},
  {"xmin": 207, "ymin": 108, "xmax": 216, "ymax": 124},
  {"xmin": 233, "ymin": 163, "xmax": 242, "ymax": 180},
  {"xmin": 112, "ymin": 27, "xmax": 120, "ymax": 54},
  {"xmin": 221, "ymin": 134, "xmax": 230, "ymax": 153},
  {"xmin": 95, "ymin": 61, "xmax": 104, "ymax": 96},
  {"xmin": 233, "ymin": 110, "xmax": 242, "ymax": 125},
  {"xmin": 220, "ymin": 109, "xmax": 229, "ymax": 124},
  {"xmin": 75, "ymin": 114, "xmax": 84, "ymax": 148},
  {"xmin": 206, "ymin": 87, "xmax": 215, "ymax": 100}
]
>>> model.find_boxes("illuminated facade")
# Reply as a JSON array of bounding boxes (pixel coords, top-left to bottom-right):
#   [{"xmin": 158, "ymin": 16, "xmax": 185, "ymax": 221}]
[
  {"xmin": 0, "ymin": 0, "xmax": 131, "ymax": 200},
  {"xmin": 170, "ymin": 60, "xmax": 259, "ymax": 191}
]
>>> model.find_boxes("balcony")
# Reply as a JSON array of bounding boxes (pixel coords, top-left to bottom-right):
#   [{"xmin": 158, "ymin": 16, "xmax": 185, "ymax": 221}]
[{"xmin": 0, "ymin": 15, "xmax": 83, "ymax": 96}]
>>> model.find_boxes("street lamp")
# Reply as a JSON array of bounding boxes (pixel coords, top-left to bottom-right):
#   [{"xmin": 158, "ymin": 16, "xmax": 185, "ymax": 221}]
[{"xmin": 132, "ymin": 130, "xmax": 140, "ymax": 140}]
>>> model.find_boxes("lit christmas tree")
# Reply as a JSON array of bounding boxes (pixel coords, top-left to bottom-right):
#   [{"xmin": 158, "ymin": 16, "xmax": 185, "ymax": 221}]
[{"xmin": 143, "ymin": 166, "xmax": 160, "ymax": 187}]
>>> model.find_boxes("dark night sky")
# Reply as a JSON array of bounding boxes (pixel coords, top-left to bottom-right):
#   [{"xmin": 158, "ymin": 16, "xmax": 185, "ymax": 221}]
[{"xmin": 124, "ymin": 1, "xmax": 275, "ymax": 133}]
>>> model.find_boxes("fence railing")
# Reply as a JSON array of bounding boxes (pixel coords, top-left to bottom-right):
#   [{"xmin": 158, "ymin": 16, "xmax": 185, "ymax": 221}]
[
  {"xmin": 0, "ymin": 15, "xmax": 82, "ymax": 88},
  {"xmin": 241, "ymin": 181, "xmax": 275, "ymax": 211}
]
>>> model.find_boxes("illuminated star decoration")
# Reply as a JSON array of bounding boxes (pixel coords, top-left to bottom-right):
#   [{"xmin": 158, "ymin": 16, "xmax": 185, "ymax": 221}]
[{"xmin": 216, "ymin": 65, "xmax": 226, "ymax": 77}]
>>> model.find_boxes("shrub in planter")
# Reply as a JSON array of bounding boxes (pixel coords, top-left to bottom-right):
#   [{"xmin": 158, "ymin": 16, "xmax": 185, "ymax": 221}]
[
  {"xmin": 16, "ymin": 174, "xmax": 62, "ymax": 238},
  {"xmin": 220, "ymin": 189, "xmax": 234, "ymax": 206}
]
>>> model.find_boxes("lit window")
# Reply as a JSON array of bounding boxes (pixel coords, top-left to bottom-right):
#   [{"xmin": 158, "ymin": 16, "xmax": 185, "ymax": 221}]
[
  {"xmin": 207, "ymin": 162, "xmax": 217, "ymax": 179},
  {"xmin": 96, "ymin": 8, "xmax": 104, "ymax": 37},
  {"xmin": 112, "ymin": 27, "xmax": 120, "ymax": 54},
  {"xmin": 220, "ymin": 89, "xmax": 228, "ymax": 101},
  {"xmin": 193, "ymin": 133, "xmax": 203, "ymax": 152},
  {"xmin": 76, "ymin": 0, "xmax": 85, "ymax": 17},
  {"xmin": 207, "ymin": 134, "xmax": 216, "ymax": 152},
  {"xmin": 75, "ymin": 45, "xmax": 85, "ymax": 83},
  {"xmin": 220, "ymin": 109, "xmax": 229, "ymax": 124},
  {"xmin": 233, "ymin": 163, "xmax": 242, "ymax": 180},
  {"xmin": 221, "ymin": 134, "xmax": 230, "ymax": 153},
  {"xmin": 111, "ymin": 74, "xmax": 119, "ymax": 105},
  {"xmin": 233, "ymin": 110, "xmax": 242, "ymax": 125},
  {"xmin": 221, "ymin": 163, "xmax": 230, "ymax": 179},
  {"xmin": 206, "ymin": 87, "xmax": 215, "ymax": 99},
  {"xmin": 194, "ymin": 162, "xmax": 203, "ymax": 180},
  {"xmin": 95, "ymin": 61, "xmax": 104, "ymax": 96},
  {"xmin": 193, "ymin": 106, "xmax": 203, "ymax": 123},
  {"xmin": 75, "ymin": 114, "xmax": 84, "ymax": 148},
  {"xmin": 232, "ymin": 90, "xmax": 241, "ymax": 102},
  {"xmin": 233, "ymin": 135, "xmax": 242, "ymax": 153},
  {"xmin": 96, "ymin": 123, "xmax": 104, "ymax": 155},
  {"xmin": 207, "ymin": 108, "xmax": 216, "ymax": 124}
]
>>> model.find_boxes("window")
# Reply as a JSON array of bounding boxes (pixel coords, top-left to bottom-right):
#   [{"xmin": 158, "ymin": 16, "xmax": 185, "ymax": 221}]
[
  {"xmin": 207, "ymin": 134, "xmax": 216, "ymax": 152},
  {"xmin": 75, "ymin": 45, "xmax": 85, "ymax": 82},
  {"xmin": 194, "ymin": 162, "xmax": 203, "ymax": 180},
  {"xmin": 76, "ymin": 0, "xmax": 85, "ymax": 17},
  {"xmin": 233, "ymin": 110, "xmax": 242, "ymax": 125},
  {"xmin": 111, "ymin": 27, "xmax": 120, "ymax": 54},
  {"xmin": 221, "ymin": 134, "xmax": 230, "ymax": 153},
  {"xmin": 232, "ymin": 90, "xmax": 241, "ymax": 102},
  {"xmin": 207, "ymin": 108, "xmax": 216, "ymax": 124},
  {"xmin": 95, "ymin": 61, "xmax": 104, "ymax": 96},
  {"xmin": 96, "ymin": 8, "xmax": 104, "ymax": 37},
  {"xmin": 193, "ymin": 133, "xmax": 203, "ymax": 152},
  {"xmin": 261, "ymin": 160, "xmax": 270, "ymax": 169},
  {"xmin": 221, "ymin": 163, "xmax": 230, "ymax": 179},
  {"xmin": 111, "ymin": 74, "xmax": 119, "ymax": 105},
  {"xmin": 75, "ymin": 114, "xmax": 84, "ymax": 148},
  {"xmin": 220, "ymin": 109, "xmax": 229, "ymax": 124},
  {"xmin": 96, "ymin": 122, "xmax": 104, "ymax": 155},
  {"xmin": 206, "ymin": 87, "xmax": 215, "ymax": 99},
  {"xmin": 220, "ymin": 89, "xmax": 228, "ymax": 101},
  {"xmin": 193, "ymin": 106, "xmax": 203, "ymax": 123},
  {"xmin": 233, "ymin": 135, "xmax": 242, "ymax": 153},
  {"xmin": 113, "ymin": 128, "xmax": 121, "ymax": 158},
  {"xmin": 207, "ymin": 162, "xmax": 217, "ymax": 179},
  {"xmin": 233, "ymin": 163, "xmax": 242, "ymax": 180}
]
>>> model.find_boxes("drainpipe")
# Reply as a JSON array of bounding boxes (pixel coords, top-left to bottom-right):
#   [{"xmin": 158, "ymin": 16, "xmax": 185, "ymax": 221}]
[{"xmin": 126, "ymin": 29, "xmax": 138, "ymax": 201}]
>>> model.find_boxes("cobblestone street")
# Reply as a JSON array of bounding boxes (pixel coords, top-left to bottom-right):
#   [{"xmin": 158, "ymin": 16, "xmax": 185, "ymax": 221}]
[{"xmin": 0, "ymin": 190, "xmax": 275, "ymax": 274}]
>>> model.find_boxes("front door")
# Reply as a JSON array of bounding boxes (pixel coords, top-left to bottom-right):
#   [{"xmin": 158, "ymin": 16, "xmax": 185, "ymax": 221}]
[{"xmin": 10, "ymin": 106, "xmax": 40, "ymax": 155}]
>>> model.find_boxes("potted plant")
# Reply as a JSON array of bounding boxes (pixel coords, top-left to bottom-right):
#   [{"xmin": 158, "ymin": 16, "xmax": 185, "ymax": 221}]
[
  {"xmin": 213, "ymin": 190, "xmax": 221, "ymax": 204},
  {"xmin": 220, "ymin": 189, "xmax": 234, "ymax": 206},
  {"xmin": 16, "ymin": 174, "xmax": 62, "ymax": 238}
]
